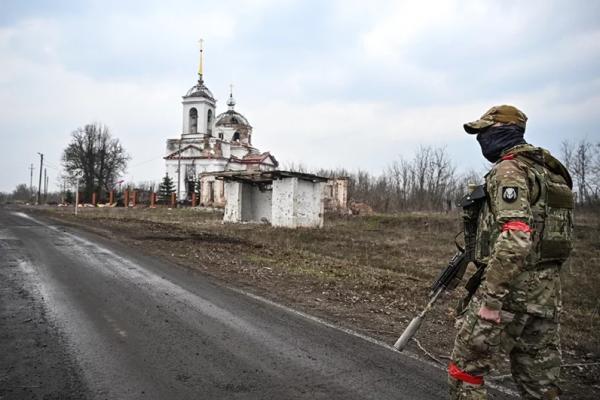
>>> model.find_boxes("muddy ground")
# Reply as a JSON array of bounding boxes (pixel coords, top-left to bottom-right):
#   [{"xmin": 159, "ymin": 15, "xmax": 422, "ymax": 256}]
[{"xmin": 27, "ymin": 205, "xmax": 600, "ymax": 399}]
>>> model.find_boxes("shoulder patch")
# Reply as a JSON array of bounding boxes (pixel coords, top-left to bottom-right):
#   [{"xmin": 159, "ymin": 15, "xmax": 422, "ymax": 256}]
[{"xmin": 502, "ymin": 186, "xmax": 518, "ymax": 203}]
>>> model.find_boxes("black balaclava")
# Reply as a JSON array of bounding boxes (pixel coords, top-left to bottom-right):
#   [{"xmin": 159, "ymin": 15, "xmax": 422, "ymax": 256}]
[{"xmin": 476, "ymin": 124, "xmax": 526, "ymax": 163}]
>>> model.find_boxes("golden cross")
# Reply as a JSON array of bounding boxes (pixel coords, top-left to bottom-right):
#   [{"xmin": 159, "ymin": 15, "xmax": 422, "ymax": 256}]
[{"xmin": 198, "ymin": 39, "xmax": 204, "ymax": 77}]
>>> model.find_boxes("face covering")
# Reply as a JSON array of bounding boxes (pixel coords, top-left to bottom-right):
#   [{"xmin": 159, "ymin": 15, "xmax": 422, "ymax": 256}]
[{"xmin": 476, "ymin": 124, "xmax": 526, "ymax": 163}]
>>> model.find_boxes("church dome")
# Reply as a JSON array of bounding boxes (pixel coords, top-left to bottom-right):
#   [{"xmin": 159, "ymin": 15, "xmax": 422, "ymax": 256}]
[
  {"xmin": 216, "ymin": 110, "xmax": 250, "ymax": 127},
  {"xmin": 215, "ymin": 91, "xmax": 251, "ymax": 127},
  {"xmin": 184, "ymin": 80, "xmax": 215, "ymax": 101}
]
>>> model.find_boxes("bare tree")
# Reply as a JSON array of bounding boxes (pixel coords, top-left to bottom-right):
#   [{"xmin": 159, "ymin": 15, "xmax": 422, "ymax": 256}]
[
  {"xmin": 11, "ymin": 184, "xmax": 31, "ymax": 202},
  {"xmin": 561, "ymin": 139, "xmax": 599, "ymax": 205},
  {"xmin": 62, "ymin": 123, "xmax": 130, "ymax": 202}
]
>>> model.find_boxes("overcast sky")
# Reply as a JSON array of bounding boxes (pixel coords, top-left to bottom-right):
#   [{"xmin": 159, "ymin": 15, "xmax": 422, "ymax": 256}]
[{"xmin": 1, "ymin": 0, "xmax": 599, "ymax": 192}]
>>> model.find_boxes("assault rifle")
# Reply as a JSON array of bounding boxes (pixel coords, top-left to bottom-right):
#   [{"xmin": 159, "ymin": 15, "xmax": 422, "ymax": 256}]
[{"xmin": 393, "ymin": 243, "xmax": 484, "ymax": 351}]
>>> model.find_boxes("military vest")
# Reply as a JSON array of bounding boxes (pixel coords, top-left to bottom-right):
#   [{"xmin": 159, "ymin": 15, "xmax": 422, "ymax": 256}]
[{"xmin": 463, "ymin": 146, "xmax": 574, "ymax": 269}]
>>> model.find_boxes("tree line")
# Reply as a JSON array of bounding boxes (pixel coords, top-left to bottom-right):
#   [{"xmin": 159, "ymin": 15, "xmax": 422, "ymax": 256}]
[
  {"xmin": 288, "ymin": 146, "xmax": 481, "ymax": 213},
  {"xmin": 290, "ymin": 140, "xmax": 600, "ymax": 213},
  {"xmin": 561, "ymin": 139, "xmax": 600, "ymax": 206},
  {"xmin": 1, "ymin": 122, "xmax": 599, "ymax": 212}
]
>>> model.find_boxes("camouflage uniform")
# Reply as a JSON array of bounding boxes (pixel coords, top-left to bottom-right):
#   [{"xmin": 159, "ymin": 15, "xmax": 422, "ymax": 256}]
[{"xmin": 449, "ymin": 106, "xmax": 574, "ymax": 400}]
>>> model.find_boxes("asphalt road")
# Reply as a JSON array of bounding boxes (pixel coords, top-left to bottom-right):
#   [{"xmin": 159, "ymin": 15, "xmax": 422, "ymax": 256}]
[{"xmin": 0, "ymin": 207, "xmax": 514, "ymax": 399}]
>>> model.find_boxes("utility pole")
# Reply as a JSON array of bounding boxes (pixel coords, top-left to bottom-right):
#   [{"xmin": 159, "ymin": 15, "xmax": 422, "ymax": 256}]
[
  {"xmin": 44, "ymin": 169, "xmax": 48, "ymax": 202},
  {"xmin": 177, "ymin": 139, "xmax": 182, "ymax": 203},
  {"xmin": 75, "ymin": 177, "xmax": 79, "ymax": 215},
  {"xmin": 29, "ymin": 163, "xmax": 35, "ymax": 202},
  {"xmin": 37, "ymin": 153, "xmax": 43, "ymax": 205}
]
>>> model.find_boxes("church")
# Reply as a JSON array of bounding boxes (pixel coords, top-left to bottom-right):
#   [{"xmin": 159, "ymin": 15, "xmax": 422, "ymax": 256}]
[{"xmin": 164, "ymin": 45, "xmax": 278, "ymax": 206}]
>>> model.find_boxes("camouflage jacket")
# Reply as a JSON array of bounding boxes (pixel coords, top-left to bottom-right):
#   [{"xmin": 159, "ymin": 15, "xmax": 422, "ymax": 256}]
[{"xmin": 474, "ymin": 144, "xmax": 574, "ymax": 318}]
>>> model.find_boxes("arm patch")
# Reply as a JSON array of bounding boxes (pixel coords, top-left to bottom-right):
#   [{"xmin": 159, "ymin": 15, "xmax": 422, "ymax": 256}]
[
  {"xmin": 502, "ymin": 186, "xmax": 518, "ymax": 203},
  {"xmin": 488, "ymin": 159, "xmax": 532, "ymax": 221}
]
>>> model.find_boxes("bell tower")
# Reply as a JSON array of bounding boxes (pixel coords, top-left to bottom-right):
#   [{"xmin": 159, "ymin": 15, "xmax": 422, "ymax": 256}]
[{"xmin": 182, "ymin": 39, "xmax": 216, "ymax": 137}]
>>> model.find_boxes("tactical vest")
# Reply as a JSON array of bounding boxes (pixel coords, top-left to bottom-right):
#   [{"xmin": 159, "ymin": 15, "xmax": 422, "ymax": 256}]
[{"xmin": 462, "ymin": 147, "xmax": 574, "ymax": 269}]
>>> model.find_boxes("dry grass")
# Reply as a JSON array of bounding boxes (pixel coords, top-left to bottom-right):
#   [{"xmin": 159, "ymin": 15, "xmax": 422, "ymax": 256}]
[{"xmin": 31, "ymin": 205, "xmax": 600, "ymax": 398}]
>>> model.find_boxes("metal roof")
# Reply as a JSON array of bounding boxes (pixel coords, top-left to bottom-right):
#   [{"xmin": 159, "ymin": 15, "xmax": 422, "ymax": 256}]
[{"xmin": 203, "ymin": 170, "xmax": 329, "ymax": 184}]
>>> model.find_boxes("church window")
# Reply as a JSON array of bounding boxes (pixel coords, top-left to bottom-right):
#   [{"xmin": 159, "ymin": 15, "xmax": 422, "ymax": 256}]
[
  {"xmin": 218, "ymin": 132, "xmax": 224, "ymax": 139},
  {"xmin": 189, "ymin": 108, "xmax": 198, "ymax": 133},
  {"xmin": 207, "ymin": 109, "xmax": 213, "ymax": 136},
  {"xmin": 233, "ymin": 131, "xmax": 240, "ymax": 142}
]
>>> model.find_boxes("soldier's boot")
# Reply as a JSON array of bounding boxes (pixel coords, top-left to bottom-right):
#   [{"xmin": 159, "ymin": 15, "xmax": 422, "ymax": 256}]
[
  {"xmin": 542, "ymin": 388, "xmax": 560, "ymax": 400},
  {"xmin": 518, "ymin": 387, "xmax": 560, "ymax": 400},
  {"xmin": 448, "ymin": 376, "xmax": 486, "ymax": 400}
]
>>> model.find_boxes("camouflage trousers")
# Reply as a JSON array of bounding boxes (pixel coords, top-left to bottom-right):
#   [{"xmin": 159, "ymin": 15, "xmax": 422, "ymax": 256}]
[{"xmin": 449, "ymin": 296, "xmax": 561, "ymax": 400}]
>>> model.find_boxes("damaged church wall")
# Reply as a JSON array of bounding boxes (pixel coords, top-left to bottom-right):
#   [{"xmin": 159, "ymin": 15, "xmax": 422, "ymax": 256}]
[{"xmin": 323, "ymin": 178, "xmax": 348, "ymax": 212}]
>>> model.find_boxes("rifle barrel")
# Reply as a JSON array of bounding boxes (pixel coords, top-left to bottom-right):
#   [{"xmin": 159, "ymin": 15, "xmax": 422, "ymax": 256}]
[{"xmin": 393, "ymin": 287, "xmax": 444, "ymax": 351}]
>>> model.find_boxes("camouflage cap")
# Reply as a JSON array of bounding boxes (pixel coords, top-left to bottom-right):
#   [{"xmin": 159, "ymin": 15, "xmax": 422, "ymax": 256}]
[{"xmin": 464, "ymin": 105, "xmax": 528, "ymax": 134}]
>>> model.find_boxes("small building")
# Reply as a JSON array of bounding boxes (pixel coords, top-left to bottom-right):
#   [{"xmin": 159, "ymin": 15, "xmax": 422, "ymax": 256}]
[{"xmin": 213, "ymin": 171, "xmax": 328, "ymax": 228}]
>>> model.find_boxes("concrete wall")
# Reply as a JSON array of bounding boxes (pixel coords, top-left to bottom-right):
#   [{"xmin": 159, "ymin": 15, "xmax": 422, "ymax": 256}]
[
  {"xmin": 223, "ymin": 182, "xmax": 242, "ymax": 223},
  {"xmin": 240, "ymin": 184, "xmax": 272, "ymax": 223},
  {"xmin": 270, "ymin": 178, "xmax": 324, "ymax": 228},
  {"xmin": 294, "ymin": 180, "xmax": 324, "ymax": 228},
  {"xmin": 271, "ymin": 177, "xmax": 296, "ymax": 227},
  {"xmin": 250, "ymin": 187, "xmax": 272, "ymax": 223},
  {"xmin": 323, "ymin": 178, "xmax": 348, "ymax": 211},
  {"xmin": 224, "ymin": 182, "xmax": 272, "ymax": 223}
]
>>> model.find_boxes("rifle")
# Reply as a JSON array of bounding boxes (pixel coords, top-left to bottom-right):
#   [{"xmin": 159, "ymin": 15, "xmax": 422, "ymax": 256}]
[
  {"xmin": 393, "ymin": 184, "xmax": 488, "ymax": 352},
  {"xmin": 393, "ymin": 243, "xmax": 476, "ymax": 351}
]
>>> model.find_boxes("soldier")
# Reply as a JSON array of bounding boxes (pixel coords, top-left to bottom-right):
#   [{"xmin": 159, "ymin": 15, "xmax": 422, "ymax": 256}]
[{"xmin": 449, "ymin": 105, "xmax": 574, "ymax": 399}]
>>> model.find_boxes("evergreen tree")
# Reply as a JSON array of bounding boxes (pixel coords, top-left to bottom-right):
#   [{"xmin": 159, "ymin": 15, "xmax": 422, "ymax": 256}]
[
  {"xmin": 65, "ymin": 190, "xmax": 74, "ymax": 204},
  {"xmin": 158, "ymin": 173, "xmax": 175, "ymax": 203}
]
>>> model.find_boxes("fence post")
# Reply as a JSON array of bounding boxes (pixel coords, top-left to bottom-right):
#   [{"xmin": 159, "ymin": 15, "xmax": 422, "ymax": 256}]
[
  {"xmin": 132, "ymin": 191, "xmax": 137, "ymax": 207},
  {"xmin": 124, "ymin": 190, "xmax": 129, "ymax": 207},
  {"xmin": 150, "ymin": 192, "xmax": 156, "ymax": 208},
  {"xmin": 109, "ymin": 190, "xmax": 114, "ymax": 205},
  {"xmin": 171, "ymin": 192, "xmax": 176, "ymax": 208},
  {"xmin": 191, "ymin": 192, "xmax": 196, "ymax": 207},
  {"xmin": 92, "ymin": 192, "xmax": 97, "ymax": 206}
]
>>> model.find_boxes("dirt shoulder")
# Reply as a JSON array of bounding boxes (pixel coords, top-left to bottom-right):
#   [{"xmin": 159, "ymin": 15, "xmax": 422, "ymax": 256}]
[{"xmin": 25, "ymin": 205, "xmax": 600, "ymax": 399}]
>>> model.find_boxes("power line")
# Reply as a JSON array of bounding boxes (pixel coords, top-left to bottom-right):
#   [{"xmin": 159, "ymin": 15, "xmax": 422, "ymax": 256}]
[
  {"xmin": 128, "ymin": 155, "xmax": 163, "ymax": 169},
  {"xmin": 43, "ymin": 162, "xmax": 61, "ymax": 171}
]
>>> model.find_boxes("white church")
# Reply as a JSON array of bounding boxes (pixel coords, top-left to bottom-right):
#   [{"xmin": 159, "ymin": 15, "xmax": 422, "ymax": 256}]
[{"xmin": 164, "ymin": 46, "xmax": 278, "ymax": 206}]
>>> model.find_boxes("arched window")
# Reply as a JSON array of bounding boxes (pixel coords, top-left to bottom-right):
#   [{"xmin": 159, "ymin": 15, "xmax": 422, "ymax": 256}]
[
  {"xmin": 189, "ymin": 108, "xmax": 198, "ymax": 133},
  {"xmin": 207, "ymin": 109, "xmax": 213, "ymax": 136},
  {"xmin": 232, "ymin": 131, "xmax": 240, "ymax": 142}
]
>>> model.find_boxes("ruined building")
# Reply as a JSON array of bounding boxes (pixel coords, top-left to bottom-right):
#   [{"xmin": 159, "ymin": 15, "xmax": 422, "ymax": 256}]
[
  {"xmin": 164, "ymin": 45, "xmax": 347, "ymax": 212},
  {"xmin": 164, "ymin": 45, "xmax": 278, "ymax": 206}
]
